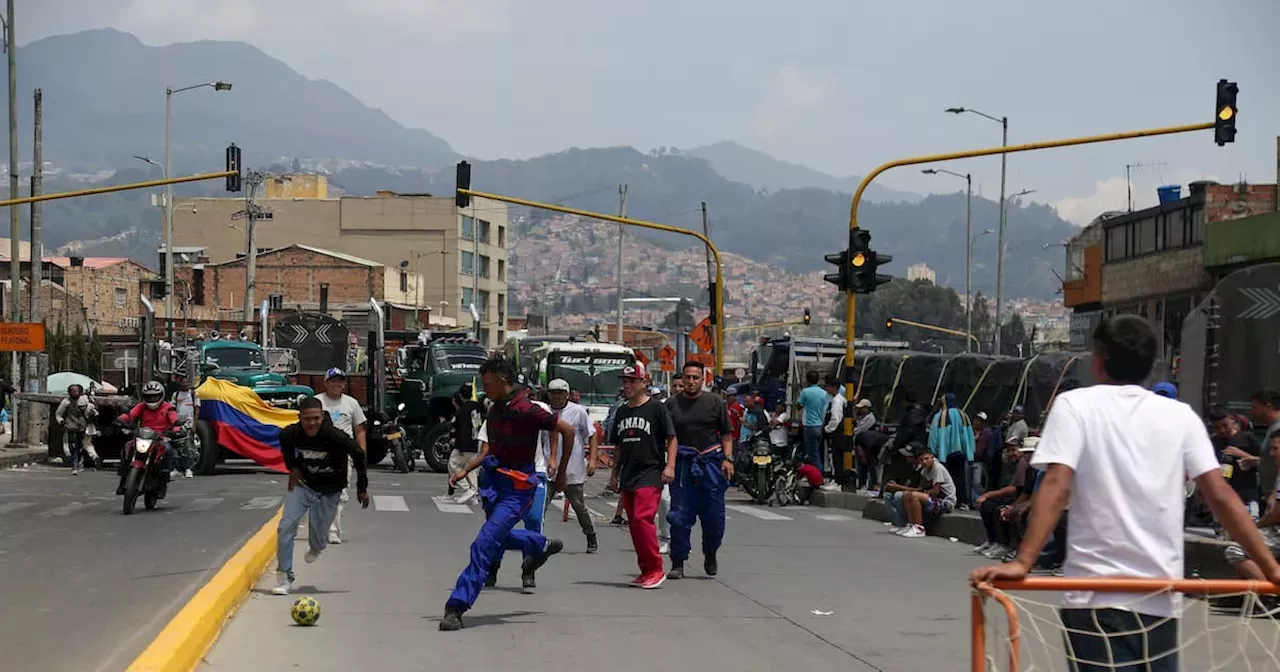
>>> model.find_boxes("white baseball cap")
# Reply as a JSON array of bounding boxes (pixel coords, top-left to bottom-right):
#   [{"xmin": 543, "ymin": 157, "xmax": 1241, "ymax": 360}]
[
  {"xmin": 547, "ymin": 378, "xmax": 571, "ymax": 392},
  {"xmin": 855, "ymin": 398, "xmax": 873, "ymax": 409},
  {"xmin": 976, "ymin": 411, "xmax": 989, "ymax": 421}
]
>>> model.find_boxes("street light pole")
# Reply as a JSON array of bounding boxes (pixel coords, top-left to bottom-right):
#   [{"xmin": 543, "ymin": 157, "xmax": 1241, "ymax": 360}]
[
  {"xmin": 946, "ymin": 107, "xmax": 1007, "ymax": 353},
  {"xmin": 922, "ymin": 168, "xmax": 973, "ymax": 351},
  {"xmin": 164, "ymin": 80, "xmax": 231, "ymax": 341}
]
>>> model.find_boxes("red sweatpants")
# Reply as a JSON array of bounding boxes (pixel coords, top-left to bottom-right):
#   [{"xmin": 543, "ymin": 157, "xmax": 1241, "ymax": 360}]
[{"xmin": 621, "ymin": 486, "xmax": 663, "ymax": 576}]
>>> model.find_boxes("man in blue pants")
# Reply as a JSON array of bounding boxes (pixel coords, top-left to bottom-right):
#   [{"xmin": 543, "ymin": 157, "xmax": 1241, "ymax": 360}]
[
  {"xmin": 443, "ymin": 356, "xmax": 576, "ymax": 631},
  {"xmin": 664, "ymin": 361, "xmax": 735, "ymax": 579}
]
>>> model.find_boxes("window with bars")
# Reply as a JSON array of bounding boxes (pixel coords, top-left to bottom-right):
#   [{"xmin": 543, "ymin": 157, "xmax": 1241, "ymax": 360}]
[
  {"xmin": 460, "ymin": 216, "xmax": 474, "ymax": 241},
  {"xmin": 460, "ymin": 251, "xmax": 474, "ymax": 275}
]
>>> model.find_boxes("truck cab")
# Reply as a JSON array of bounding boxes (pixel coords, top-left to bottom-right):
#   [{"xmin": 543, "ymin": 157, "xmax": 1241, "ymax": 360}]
[
  {"xmin": 387, "ymin": 333, "xmax": 489, "ymax": 472},
  {"xmin": 193, "ymin": 338, "xmax": 313, "ymax": 407}
]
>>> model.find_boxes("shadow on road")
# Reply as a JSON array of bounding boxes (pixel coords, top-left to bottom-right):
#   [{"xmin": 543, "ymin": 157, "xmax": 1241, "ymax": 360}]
[{"xmin": 423, "ymin": 610, "xmax": 542, "ymax": 629}]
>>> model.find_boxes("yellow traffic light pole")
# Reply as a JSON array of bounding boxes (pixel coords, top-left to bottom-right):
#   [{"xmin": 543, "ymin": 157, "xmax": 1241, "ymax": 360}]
[
  {"xmin": 842, "ymin": 120, "xmax": 1215, "ymax": 439},
  {"xmin": 723, "ymin": 319, "xmax": 807, "ymax": 333},
  {"xmin": 457, "ymin": 188, "xmax": 726, "ymax": 374},
  {"xmin": 0, "ymin": 170, "xmax": 237, "ymax": 209},
  {"xmin": 887, "ymin": 316, "xmax": 982, "ymax": 352}
]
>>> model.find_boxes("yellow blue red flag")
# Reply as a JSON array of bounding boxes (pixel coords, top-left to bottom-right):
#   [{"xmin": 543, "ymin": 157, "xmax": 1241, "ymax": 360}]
[{"xmin": 195, "ymin": 377, "xmax": 298, "ymax": 473}]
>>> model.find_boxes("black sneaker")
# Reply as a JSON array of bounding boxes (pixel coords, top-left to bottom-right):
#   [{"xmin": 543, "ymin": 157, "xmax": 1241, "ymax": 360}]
[
  {"xmin": 439, "ymin": 608, "xmax": 464, "ymax": 631},
  {"xmin": 667, "ymin": 563, "xmax": 684, "ymax": 580},
  {"xmin": 521, "ymin": 570, "xmax": 536, "ymax": 591},
  {"xmin": 484, "ymin": 570, "xmax": 498, "ymax": 588},
  {"xmin": 611, "ymin": 515, "xmax": 626, "ymax": 526},
  {"xmin": 116, "ymin": 485, "xmax": 126, "ymax": 495},
  {"xmin": 586, "ymin": 534, "xmax": 598, "ymax": 554},
  {"xmin": 704, "ymin": 552, "xmax": 718, "ymax": 577},
  {"xmin": 522, "ymin": 539, "xmax": 564, "ymax": 574}
]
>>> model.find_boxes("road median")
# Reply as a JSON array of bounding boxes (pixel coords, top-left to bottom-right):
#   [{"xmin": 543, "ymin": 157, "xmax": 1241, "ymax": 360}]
[{"xmin": 126, "ymin": 508, "xmax": 281, "ymax": 672}]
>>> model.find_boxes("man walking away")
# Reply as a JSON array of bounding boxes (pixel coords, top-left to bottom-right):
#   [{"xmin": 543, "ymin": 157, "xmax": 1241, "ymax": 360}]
[
  {"xmin": 972, "ymin": 315, "xmax": 1280, "ymax": 671},
  {"xmin": 171, "ymin": 376, "xmax": 199, "ymax": 478},
  {"xmin": 442, "ymin": 355, "xmax": 576, "ymax": 631},
  {"xmin": 796, "ymin": 370, "xmax": 830, "ymax": 474},
  {"xmin": 319, "ymin": 368, "xmax": 367, "ymax": 545},
  {"xmin": 665, "ymin": 361, "xmax": 734, "ymax": 580},
  {"xmin": 610, "ymin": 363, "xmax": 677, "ymax": 588},
  {"xmin": 450, "ymin": 385, "xmax": 483, "ymax": 503},
  {"xmin": 546, "ymin": 378, "xmax": 599, "ymax": 553},
  {"xmin": 55, "ymin": 384, "xmax": 96, "ymax": 475},
  {"xmin": 272, "ymin": 396, "xmax": 370, "ymax": 595}
]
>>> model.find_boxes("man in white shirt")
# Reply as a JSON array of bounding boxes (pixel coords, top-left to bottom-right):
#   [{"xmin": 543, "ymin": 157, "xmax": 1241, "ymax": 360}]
[
  {"xmin": 972, "ymin": 315, "xmax": 1280, "ymax": 670},
  {"xmin": 545, "ymin": 379, "xmax": 599, "ymax": 553},
  {"xmin": 319, "ymin": 368, "xmax": 367, "ymax": 545}
]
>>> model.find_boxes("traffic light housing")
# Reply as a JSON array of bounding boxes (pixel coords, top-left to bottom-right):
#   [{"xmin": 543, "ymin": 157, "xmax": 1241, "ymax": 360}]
[
  {"xmin": 886, "ymin": 317, "xmax": 894, "ymax": 330},
  {"xmin": 225, "ymin": 143, "xmax": 242, "ymax": 192},
  {"xmin": 803, "ymin": 308, "xmax": 811, "ymax": 325},
  {"xmin": 849, "ymin": 229, "xmax": 893, "ymax": 294},
  {"xmin": 823, "ymin": 250, "xmax": 849, "ymax": 292},
  {"xmin": 456, "ymin": 161, "xmax": 472, "ymax": 208},
  {"xmin": 1214, "ymin": 79, "xmax": 1238, "ymax": 146}
]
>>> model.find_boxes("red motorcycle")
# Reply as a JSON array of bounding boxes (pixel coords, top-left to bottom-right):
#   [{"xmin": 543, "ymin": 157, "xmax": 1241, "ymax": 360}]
[{"xmin": 120, "ymin": 425, "xmax": 173, "ymax": 515}]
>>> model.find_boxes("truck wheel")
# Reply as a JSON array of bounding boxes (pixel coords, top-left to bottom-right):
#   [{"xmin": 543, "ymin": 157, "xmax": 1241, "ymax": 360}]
[
  {"xmin": 195, "ymin": 421, "xmax": 220, "ymax": 476},
  {"xmin": 423, "ymin": 422, "xmax": 451, "ymax": 474}
]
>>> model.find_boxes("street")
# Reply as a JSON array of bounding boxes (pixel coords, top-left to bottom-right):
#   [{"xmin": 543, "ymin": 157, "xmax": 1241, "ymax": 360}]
[
  {"xmin": 0, "ymin": 461, "xmax": 285, "ymax": 672},
  {"xmin": 200, "ymin": 472, "xmax": 993, "ymax": 672}
]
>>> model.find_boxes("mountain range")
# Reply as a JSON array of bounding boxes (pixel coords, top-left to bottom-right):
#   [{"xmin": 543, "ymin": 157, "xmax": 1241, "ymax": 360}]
[{"xmin": 3, "ymin": 29, "xmax": 1075, "ymax": 299}]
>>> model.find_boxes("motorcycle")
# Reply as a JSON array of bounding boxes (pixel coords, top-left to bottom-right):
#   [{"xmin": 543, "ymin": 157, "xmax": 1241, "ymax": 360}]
[
  {"xmin": 375, "ymin": 403, "xmax": 414, "ymax": 474},
  {"xmin": 120, "ymin": 425, "xmax": 175, "ymax": 515},
  {"xmin": 770, "ymin": 439, "xmax": 806, "ymax": 507},
  {"xmin": 740, "ymin": 430, "xmax": 778, "ymax": 505}
]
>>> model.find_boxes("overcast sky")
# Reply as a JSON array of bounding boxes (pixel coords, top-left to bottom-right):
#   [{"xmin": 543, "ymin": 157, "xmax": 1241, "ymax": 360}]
[{"xmin": 21, "ymin": 0, "xmax": 1280, "ymax": 224}]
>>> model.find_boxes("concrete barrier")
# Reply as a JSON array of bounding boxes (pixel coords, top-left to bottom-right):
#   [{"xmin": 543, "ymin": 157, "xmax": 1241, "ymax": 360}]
[
  {"xmin": 126, "ymin": 509, "xmax": 281, "ymax": 672},
  {"xmin": 813, "ymin": 489, "xmax": 1238, "ymax": 577}
]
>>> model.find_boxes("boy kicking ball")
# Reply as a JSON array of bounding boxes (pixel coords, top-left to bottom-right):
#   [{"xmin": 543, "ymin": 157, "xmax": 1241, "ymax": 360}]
[{"xmin": 272, "ymin": 396, "xmax": 370, "ymax": 595}]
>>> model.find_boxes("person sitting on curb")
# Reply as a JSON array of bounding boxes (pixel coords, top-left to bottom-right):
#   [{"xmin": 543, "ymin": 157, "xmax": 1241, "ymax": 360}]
[
  {"xmin": 882, "ymin": 443, "xmax": 924, "ymax": 532},
  {"xmin": 974, "ymin": 436, "xmax": 1030, "ymax": 559},
  {"xmin": 898, "ymin": 448, "xmax": 957, "ymax": 539}
]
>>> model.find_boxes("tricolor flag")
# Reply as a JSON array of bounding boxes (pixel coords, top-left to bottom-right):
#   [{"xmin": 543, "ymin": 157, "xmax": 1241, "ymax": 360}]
[{"xmin": 195, "ymin": 377, "xmax": 299, "ymax": 473}]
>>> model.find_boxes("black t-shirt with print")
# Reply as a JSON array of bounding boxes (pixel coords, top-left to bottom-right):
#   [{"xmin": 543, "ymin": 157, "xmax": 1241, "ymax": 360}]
[
  {"xmin": 1214, "ymin": 431, "xmax": 1262, "ymax": 503},
  {"xmin": 610, "ymin": 398, "xmax": 675, "ymax": 490}
]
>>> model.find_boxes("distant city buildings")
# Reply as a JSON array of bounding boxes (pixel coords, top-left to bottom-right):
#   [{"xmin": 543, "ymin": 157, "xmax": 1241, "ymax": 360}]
[{"xmin": 906, "ymin": 263, "xmax": 936, "ymax": 284}]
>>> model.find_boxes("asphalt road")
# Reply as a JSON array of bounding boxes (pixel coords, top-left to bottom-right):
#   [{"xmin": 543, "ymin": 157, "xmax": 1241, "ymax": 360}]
[
  {"xmin": 0, "ymin": 460, "xmax": 288, "ymax": 672},
  {"xmin": 201, "ymin": 473, "xmax": 1000, "ymax": 672}
]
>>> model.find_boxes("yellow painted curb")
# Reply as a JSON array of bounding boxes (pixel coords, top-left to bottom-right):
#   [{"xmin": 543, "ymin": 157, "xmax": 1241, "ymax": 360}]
[{"xmin": 127, "ymin": 509, "xmax": 282, "ymax": 672}]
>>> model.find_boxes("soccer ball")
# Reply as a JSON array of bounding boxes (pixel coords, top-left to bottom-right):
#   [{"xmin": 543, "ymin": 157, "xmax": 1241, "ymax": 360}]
[{"xmin": 290, "ymin": 596, "xmax": 321, "ymax": 626}]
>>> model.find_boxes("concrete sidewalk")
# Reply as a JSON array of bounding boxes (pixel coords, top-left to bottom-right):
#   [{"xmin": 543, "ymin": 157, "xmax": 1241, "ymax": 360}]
[{"xmin": 0, "ymin": 426, "xmax": 47, "ymax": 469}]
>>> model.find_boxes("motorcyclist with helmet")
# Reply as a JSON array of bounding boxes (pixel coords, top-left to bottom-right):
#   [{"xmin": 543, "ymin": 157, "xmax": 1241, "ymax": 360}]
[{"xmin": 115, "ymin": 380, "xmax": 180, "ymax": 496}]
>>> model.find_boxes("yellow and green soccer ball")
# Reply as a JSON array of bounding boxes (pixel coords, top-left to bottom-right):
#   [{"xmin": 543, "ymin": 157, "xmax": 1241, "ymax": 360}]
[{"xmin": 291, "ymin": 596, "xmax": 321, "ymax": 626}]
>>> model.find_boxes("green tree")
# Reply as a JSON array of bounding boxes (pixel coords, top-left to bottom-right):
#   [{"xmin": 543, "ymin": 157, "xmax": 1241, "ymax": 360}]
[
  {"xmin": 69, "ymin": 325, "xmax": 88, "ymax": 373},
  {"xmin": 85, "ymin": 330, "xmax": 104, "ymax": 381},
  {"xmin": 829, "ymin": 279, "xmax": 967, "ymax": 352},
  {"xmin": 49, "ymin": 321, "xmax": 68, "ymax": 372},
  {"xmin": 970, "ymin": 292, "xmax": 994, "ymax": 353},
  {"xmin": 1000, "ymin": 313, "xmax": 1030, "ymax": 357}
]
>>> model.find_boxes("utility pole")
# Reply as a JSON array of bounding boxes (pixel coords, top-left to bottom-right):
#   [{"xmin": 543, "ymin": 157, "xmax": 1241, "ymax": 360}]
[
  {"xmin": 6, "ymin": 0, "xmax": 19, "ymax": 416},
  {"xmin": 700, "ymin": 202, "xmax": 715, "ymax": 358},
  {"xmin": 237, "ymin": 171, "xmax": 269, "ymax": 325},
  {"xmin": 993, "ymin": 116, "xmax": 1008, "ymax": 356},
  {"xmin": 615, "ymin": 184, "xmax": 627, "ymax": 344},
  {"xmin": 25, "ymin": 87, "xmax": 41, "ymax": 448}
]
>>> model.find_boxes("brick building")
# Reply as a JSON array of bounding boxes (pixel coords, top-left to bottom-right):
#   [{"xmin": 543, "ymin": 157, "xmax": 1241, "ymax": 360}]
[{"xmin": 0, "ymin": 256, "xmax": 158, "ymax": 336}]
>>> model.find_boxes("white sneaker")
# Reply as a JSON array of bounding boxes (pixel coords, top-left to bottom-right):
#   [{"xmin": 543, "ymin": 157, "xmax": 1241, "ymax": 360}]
[
  {"xmin": 902, "ymin": 525, "xmax": 926, "ymax": 538},
  {"xmin": 973, "ymin": 541, "xmax": 993, "ymax": 554},
  {"xmin": 184, "ymin": 469, "xmax": 194, "ymax": 478},
  {"xmin": 456, "ymin": 490, "xmax": 478, "ymax": 505},
  {"xmin": 328, "ymin": 532, "xmax": 342, "ymax": 545},
  {"xmin": 983, "ymin": 544, "xmax": 1010, "ymax": 559},
  {"xmin": 659, "ymin": 540, "xmax": 670, "ymax": 555},
  {"xmin": 170, "ymin": 470, "xmax": 182, "ymax": 480},
  {"xmin": 272, "ymin": 576, "xmax": 293, "ymax": 595},
  {"xmin": 305, "ymin": 547, "xmax": 322, "ymax": 564},
  {"xmin": 887, "ymin": 525, "xmax": 905, "ymax": 534}
]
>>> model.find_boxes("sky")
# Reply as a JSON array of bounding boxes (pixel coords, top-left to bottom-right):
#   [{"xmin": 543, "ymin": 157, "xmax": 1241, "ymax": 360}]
[{"xmin": 20, "ymin": 0, "xmax": 1280, "ymax": 225}]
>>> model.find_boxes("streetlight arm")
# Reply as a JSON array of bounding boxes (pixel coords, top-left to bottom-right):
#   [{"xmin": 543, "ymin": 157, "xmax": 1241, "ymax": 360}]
[{"xmin": 952, "ymin": 107, "xmax": 1004, "ymax": 125}]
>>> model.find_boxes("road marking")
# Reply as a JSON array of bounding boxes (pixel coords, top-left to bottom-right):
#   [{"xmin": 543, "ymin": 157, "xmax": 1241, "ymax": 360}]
[
  {"xmin": 813, "ymin": 513, "xmax": 853, "ymax": 521},
  {"xmin": 41, "ymin": 501, "xmax": 92, "ymax": 517},
  {"xmin": 0, "ymin": 501, "xmax": 37, "ymax": 515},
  {"xmin": 725, "ymin": 504, "xmax": 792, "ymax": 521},
  {"xmin": 373, "ymin": 495, "xmax": 409, "ymax": 512},
  {"xmin": 186, "ymin": 497, "xmax": 224, "ymax": 512},
  {"xmin": 241, "ymin": 496, "xmax": 282, "ymax": 510},
  {"xmin": 431, "ymin": 495, "xmax": 475, "ymax": 514}
]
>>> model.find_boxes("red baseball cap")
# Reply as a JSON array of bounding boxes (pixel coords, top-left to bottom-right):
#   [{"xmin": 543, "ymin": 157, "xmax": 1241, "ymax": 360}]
[{"xmin": 621, "ymin": 362, "xmax": 649, "ymax": 380}]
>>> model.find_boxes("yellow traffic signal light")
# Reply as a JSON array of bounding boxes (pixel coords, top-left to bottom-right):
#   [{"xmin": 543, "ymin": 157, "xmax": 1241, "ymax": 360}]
[
  {"xmin": 1218, "ymin": 106, "xmax": 1234, "ymax": 121},
  {"xmin": 1214, "ymin": 79, "xmax": 1238, "ymax": 146},
  {"xmin": 885, "ymin": 318, "xmax": 894, "ymax": 330},
  {"xmin": 852, "ymin": 252, "xmax": 867, "ymax": 267},
  {"xmin": 803, "ymin": 308, "xmax": 811, "ymax": 325}
]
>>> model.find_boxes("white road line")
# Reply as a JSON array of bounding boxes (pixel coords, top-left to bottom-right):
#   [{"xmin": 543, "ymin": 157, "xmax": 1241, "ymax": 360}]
[
  {"xmin": 41, "ymin": 501, "xmax": 92, "ymax": 517},
  {"xmin": 185, "ymin": 497, "xmax": 224, "ymax": 512},
  {"xmin": 373, "ymin": 495, "xmax": 410, "ymax": 512},
  {"xmin": 431, "ymin": 495, "xmax": 475, "ymax": 514},
  {"xmin": 725, "ymin": 504, "xmax": 792, "ymax": 521},
  {"xmin": 813, "ymin": 513, "xmax": 853, "ymax": 521},
  {"xmin": 0, "ymin": 501, "xmax": 37, "ymax": 515},
  {"xmin": 241, "ymin": 496, "xmax": 282, "ymax": 510}
]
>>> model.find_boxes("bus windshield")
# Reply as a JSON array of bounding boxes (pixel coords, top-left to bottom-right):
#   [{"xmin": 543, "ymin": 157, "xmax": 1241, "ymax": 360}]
[{"xmin": 547, "ymin": 352, "xmax": 634, "ymax": 407}]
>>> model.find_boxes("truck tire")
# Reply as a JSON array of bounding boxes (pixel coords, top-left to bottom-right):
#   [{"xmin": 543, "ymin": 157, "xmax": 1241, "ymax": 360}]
[
  {"xmin": 423, "ymin": 422, "xmax": 451, "ymax": 474},
  {"xmin": 194, "ymin": 420, "xmax": 220, "ymax": 476}
]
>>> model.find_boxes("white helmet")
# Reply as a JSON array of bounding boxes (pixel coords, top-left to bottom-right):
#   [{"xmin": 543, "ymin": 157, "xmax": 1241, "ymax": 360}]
[{"xmin": 142, "ymin": 380, "xmax": 165, "ymax": 409}]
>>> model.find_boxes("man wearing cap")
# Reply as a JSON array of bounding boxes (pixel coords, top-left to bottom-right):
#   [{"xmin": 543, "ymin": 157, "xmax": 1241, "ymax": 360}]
[
  {"xmin": 319, "ymin": 367, "xmax": 367, "ymax": 545},
  {"xmin": 973, "ymin": 435, "xmax": 1029, "ymax": 559},
  {"xmin": 546, "ymin": 378, "xmax": 599, "ymax": 553},
  {"xmin": 1005, "ymin": 405, "xmax": 1029, "ymax": 445}
]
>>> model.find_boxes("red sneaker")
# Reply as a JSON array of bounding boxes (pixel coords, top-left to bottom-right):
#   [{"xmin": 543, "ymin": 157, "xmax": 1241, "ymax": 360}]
[
  {"xmin": 637, "ymin": 572, "xmax": 666, "ymax": 590},
  {"xmin": 630, "ymin": 574, "xmax": 647, "ymax": 587}
]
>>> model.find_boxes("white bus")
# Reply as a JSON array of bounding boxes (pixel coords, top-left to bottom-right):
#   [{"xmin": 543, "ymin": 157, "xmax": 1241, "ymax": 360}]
[{"xmin": 529, "ymin": 342, "xmax": 636, "ymax": 423}]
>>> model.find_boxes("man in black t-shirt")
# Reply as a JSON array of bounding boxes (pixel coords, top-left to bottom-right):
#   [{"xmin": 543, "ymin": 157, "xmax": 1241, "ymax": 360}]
[
  {"xmin": 664, "ymin": 361, "xmax": 734, "ymax": 580},
  {"xmin": 610, "ymin": 363, "xmax": 676, "ymax": 589},
  {"xmin": 1210, "ymin": 408, "xmax": 1263, "ymax": 516},
  {"xmin": 273, "ymin": 396, "xmax": 370, "ymax": 596}
]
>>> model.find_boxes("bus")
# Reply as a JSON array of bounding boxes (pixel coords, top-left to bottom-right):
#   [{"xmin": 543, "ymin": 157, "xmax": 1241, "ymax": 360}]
[
  {"xmin": 502, "ymin": 334, "xmax": 577, "ymax": 382},
  {"xmin": 529, "ymin": 341, "xmax": 636, "ymax": 423}
]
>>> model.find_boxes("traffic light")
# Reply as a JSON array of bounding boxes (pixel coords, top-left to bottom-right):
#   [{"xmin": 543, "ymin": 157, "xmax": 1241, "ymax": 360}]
[
  {"xmin": 1214, "ymin": 79, "xmax": 1238, "ymax": 146},
  {"xmin": 225, "ymin": 143, "xmax": 242, "ymax": 192},
  {"xmin": 886, "ymin": 317, "xmax": 894, "ymax": 330},
  {"xmin": 849, "ymin": 229, "xmax": 893, "ymax": 294},
  {"xmin": 803, "ymin": 308, "xmax": 811, "ymax": 325},
  {"xmin": 456, "ymin": 161, "xmax": 472, "ymax": 208},
  {"xmin": 823, "ymin": 249, "xmax": 850, "ymax": 292}
]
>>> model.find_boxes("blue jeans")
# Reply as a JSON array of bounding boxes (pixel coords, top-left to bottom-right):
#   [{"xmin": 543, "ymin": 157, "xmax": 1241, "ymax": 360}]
[
  {"xmin": 668, "ymin": 446, "xmax": 728, "ymax": 564},
  {"xmin": 885, "ymin": 491, "xmax": 907, "ymax": 527},
  {"xmin": 276, "ymin": 484, "xmax": 341, "ymax": 581},
  {"xmin": 968, "ymin": 462, "xmax": 986, "ymax": 506},
  {"xmin": 524, "ymin": 473, "xmax": 547, "ymax": 533},
  {"xmin": 802, "ymin": 425, "xmax": 824, "ymax": 472},
  {"xmin": 65, "ymin": 429, "xmax": 85, "ymax": 469}
]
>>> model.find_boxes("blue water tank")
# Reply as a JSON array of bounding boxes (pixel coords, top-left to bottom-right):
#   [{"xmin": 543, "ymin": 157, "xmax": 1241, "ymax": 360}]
[{"xmin": 1156, "ymin": 184, "xmax": 1182, "ymax": 205}]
